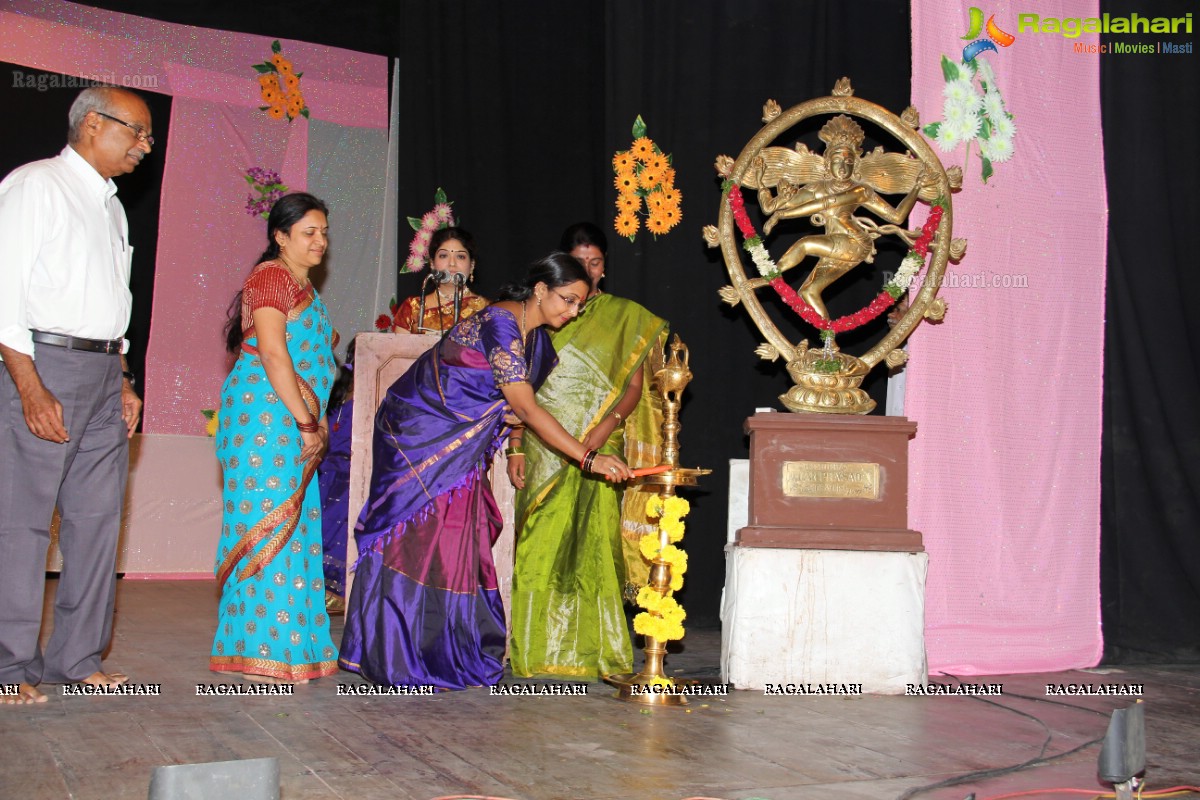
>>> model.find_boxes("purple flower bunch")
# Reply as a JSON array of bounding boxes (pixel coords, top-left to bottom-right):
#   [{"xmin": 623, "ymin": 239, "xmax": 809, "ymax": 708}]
[{"xmin": 244, "ymin": 167, "xmax": 289, "ymax": 219}]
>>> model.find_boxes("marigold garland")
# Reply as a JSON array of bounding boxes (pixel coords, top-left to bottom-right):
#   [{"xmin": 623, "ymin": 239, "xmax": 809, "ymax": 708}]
[
  {"xmin": 252, "ymin": 40, "xmax": 309, "ymax": 122},
  {"xmin": 725, "ymin": 181, "xmax": 944, "ymax": 336},
  {"xmin": 612, "ymin": 116, "xmax": 683, "ymax": 242},
  {"xmin": 634, "ymin": 494, "xmax": 691, "ymax": 642}
]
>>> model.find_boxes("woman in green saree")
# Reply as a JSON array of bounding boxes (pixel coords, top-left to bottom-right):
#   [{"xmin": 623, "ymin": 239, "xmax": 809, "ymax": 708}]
[{"xmin": 508, "ymin": 222, "xmax": 668, "ymax": 679}]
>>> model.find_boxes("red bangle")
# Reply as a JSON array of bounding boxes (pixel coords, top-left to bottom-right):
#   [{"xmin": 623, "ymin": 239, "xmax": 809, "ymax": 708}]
[
  {"xmin": 579, "ymin": 449, "xmax": 597, "ymax": 472},
  {"xmin": 296, "ymin": 418, "xmax": 319, "ymax": 433}
]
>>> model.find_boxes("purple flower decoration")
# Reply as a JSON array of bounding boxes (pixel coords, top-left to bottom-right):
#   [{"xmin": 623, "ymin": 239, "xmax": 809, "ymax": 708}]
[{"xmin": 244, "ymin": 167, "xmax": 288, "ymax": 219}]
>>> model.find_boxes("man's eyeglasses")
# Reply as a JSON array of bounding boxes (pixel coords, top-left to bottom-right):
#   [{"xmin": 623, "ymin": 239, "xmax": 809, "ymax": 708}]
[{"xmin": 95, "ymin": 111, "xmax": 154, "ymax": 146}]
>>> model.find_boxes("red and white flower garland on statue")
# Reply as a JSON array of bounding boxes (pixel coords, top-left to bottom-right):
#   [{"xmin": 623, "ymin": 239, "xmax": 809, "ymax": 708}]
[{"xmin": 725, "ymin": 182, "xmax": 943, "ymax": 338}]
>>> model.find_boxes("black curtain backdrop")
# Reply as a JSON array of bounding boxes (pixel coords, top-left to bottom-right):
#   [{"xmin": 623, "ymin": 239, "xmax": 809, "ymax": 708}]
[
  {"xmin": 66, "ymin": 0, "xmax": 909, "ymax": 627},
  {"xmin": 1099, "ymin": 0, "xmax": 1200, "ymax": 662},
  {"xmin": 34, "ymin": 0, "xmax": 1196, "ymax": 657}
]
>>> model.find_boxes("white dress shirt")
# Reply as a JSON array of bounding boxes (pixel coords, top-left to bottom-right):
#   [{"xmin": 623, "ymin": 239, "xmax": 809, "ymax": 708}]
[{"xmin": 0, "ymin": 145, "xmax": 133, "ymax": 358}]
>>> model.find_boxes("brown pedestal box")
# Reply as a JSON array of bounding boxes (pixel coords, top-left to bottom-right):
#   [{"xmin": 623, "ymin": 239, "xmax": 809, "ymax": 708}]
[{"xmin": 738, "ymin": 412, "xmax": 922, "ymax": 552}]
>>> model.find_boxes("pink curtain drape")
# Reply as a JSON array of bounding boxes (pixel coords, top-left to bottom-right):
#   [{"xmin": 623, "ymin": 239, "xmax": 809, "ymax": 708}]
[{"xmin": 907, "ymin": 0, "xmax": 1107, "ymax": 674}]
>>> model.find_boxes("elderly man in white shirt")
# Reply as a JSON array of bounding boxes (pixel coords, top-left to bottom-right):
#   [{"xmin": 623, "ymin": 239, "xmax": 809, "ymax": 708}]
[{"xmin": 0, "ymin": 86, "xmax": 151, "ymax": 705}]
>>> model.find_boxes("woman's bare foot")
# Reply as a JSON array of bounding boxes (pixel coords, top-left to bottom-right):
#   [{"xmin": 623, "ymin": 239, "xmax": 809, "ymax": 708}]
[
  {"xmin": 0, "ymin": 682, "xmax": 47, "ymax": 705},
  {"xmin": 80, "ymin": 671, "xmax": 129, "ymax": 686},
  {"xmin": 242, "ymin": 673, "xmax": 310, "ymax": 686}
]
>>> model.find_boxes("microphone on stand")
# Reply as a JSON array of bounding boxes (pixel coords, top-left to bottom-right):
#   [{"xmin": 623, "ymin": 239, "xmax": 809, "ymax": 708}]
[
  {"xmin": 417, "ymin": 270, "xmax": 455, "ymax": 336},
  {"xmin": 416, "ymin": 270, "xmax": 446, "ymax": 333}
]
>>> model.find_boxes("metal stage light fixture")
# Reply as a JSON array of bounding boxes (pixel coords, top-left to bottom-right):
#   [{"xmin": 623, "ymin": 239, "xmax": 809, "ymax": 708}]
[
  {"xmin": 147, "ymin": 756, "xmax": 279, "ymax": 800},
  {"xmin": 1098, "ymin": 700, "xmax": 1146, "ymax": 800}
]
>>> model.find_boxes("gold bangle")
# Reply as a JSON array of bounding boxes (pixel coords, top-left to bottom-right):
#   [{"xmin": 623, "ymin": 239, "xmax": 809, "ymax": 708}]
[
  {"xmin": 505, "ymin": 447, "xmax": 524, "ymax": 458},
  {"xmin": 611, "ymin": 410, "xmax": 623, "ymax": 423}
]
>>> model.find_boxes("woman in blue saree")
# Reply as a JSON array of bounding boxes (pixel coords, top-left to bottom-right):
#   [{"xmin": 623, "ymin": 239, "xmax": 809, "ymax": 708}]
[
  {"xmin": 340, "ymin": 254, "xmax": 632, "ymax": 689},
  {"xmin": 211, "ymin": 193, "xmax": 340, "ymax": 683}
]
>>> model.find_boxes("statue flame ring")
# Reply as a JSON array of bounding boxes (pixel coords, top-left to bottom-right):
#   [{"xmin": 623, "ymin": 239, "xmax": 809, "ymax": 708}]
[{"xmin": 715, "ymin": 82, "xmax": 958, "ymax": 414}]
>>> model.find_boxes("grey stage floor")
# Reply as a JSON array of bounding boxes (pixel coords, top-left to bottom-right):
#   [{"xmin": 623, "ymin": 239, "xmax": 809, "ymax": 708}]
[{"xmin": 2, "ymin": 580, "xmax": 1197, "ymax": 800}]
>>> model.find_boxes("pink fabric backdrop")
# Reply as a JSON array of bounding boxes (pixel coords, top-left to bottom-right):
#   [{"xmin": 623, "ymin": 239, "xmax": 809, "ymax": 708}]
[
  {"xmin": 0, "ymin": 0, "xmax": 388, "ymax": 434},
  {"xmin": 907, "ymin": 1, "xmax": 1106, "ymax": 673}
]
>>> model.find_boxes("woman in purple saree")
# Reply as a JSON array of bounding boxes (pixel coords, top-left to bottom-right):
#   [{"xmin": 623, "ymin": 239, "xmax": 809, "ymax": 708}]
[{"xmin": 340, "ymin": 254, "xmax": 632, "ymax": 688}]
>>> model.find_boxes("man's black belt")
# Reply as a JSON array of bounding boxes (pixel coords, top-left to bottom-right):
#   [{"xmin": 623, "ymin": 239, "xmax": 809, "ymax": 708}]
[{"xmin": 31, "ymin": 330, "xmax": 125, "ymax": 355}]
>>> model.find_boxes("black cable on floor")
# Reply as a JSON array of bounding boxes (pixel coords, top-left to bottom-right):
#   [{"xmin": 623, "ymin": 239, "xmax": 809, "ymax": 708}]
[{"xmin": 894, "ymin": 673, "xmax": 1110, "ymax": 800}]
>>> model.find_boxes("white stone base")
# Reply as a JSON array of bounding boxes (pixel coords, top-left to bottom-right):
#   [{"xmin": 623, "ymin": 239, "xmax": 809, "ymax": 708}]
[{"xmin": 721, "ymin": 545, "xmax": 928, "ymax": 694}]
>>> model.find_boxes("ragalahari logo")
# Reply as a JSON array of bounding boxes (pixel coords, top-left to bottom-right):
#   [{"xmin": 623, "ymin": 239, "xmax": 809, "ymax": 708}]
[{"xmin": 962, "ymin": 7, "xmax": 1016, "ymax": 61}]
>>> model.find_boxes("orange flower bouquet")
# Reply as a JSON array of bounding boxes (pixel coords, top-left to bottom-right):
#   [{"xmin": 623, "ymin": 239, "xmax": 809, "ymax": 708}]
[
  {"xmin": 252, "ymin": 40, "xmax": 309, "ymax": 122},
  {"xmin": 612, "ymin": 116, "xmax": 682, "ymax": 242}
]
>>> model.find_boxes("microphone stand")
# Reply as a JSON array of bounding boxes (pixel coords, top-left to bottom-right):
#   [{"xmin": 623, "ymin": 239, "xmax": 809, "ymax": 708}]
[
  {"xmin": 417, "ymin": 270, "xmax": 452, "ymax": 336},
  {"xmin": 451, "ymin": 272, "xmax": 465, "ymax": 328},
  {"xmin": 415, "ymin": 271, "xmax": 436, "ymax": 334}
]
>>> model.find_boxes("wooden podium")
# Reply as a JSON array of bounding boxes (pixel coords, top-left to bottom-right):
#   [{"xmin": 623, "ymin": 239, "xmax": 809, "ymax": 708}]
[{"xmin": 343, "ymin": 333, "xmax": 517, "ymax": 614}]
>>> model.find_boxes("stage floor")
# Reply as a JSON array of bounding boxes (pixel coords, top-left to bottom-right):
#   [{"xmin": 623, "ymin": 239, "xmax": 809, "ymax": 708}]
[{"xmin": 2, "ymin": 580, "xmax": 1196, "ymax": 800}]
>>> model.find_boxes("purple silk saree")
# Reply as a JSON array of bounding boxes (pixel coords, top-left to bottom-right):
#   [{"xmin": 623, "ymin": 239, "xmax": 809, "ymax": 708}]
[{"xmin": 339, "ymin": 307, "xmax": 555, "ymax": 688}]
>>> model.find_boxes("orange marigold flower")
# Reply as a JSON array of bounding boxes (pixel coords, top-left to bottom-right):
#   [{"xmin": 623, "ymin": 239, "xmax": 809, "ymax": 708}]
[
  {"xmin": 631, "ymin": 137, "xmax": 655, "ymax": 160},
  {"xmin": 615, "ymin": 212, "xmax": 640, "ymax": 237},
  {"xmin": 638, "ymin": 168, "xmax": 663, "ymax": 190},
  {"xmin": 258, "ymin": 74, "xmax": 276, "ymax": 87},
  {"xmin": 646, "ymin": 214, "xmax": 670, "ymax": 235},
  {"xmin": 616, "ymin": 194, "xmax": 640, "ymax": 213},
  {"xmin": 267, "ymin": 104, "xmax": 286, "ymax": 120},
  {"xmin": 660, "ymin": 167, "xmax": 677, "ymax": 186},
  {"xmin": 660, "ymin": 205, "xmax": 682, "ymax": 229},
  {"xmin": 284, "ymin": 73, "xmax": 300, "ymax": 91},
  {"xmin": 612, "ymin": 151, "xmax": 635, "ymax": 172},
  {"xmin": 659, "ymin": 186, "xmax": 681, "ymax": 204},
  {"xmin": 645, "ymin": 154, "xmax": 666, "ymax": 172},
  {"xmin": 261, "ymin": 88, "xmax": 279, "ymax": 104},
  {"xmin": 645, "ymin": 190, "xmax": 666, "ymax": 210},
  {"xmin": 614, "ymin": 173, "xmax": 637, "ymax": 193},
  {"xmin": 272, "ymin": 53, "xmax": 293, "ymax": 74}
]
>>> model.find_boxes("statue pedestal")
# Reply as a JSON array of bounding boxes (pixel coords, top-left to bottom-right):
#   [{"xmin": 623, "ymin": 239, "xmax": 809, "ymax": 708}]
[
  {"xmin": 721, "ymin": 545, "xmax": 928, "ymax": 693},
  {"xmin": 738, "ymin": 412, "xmax": 921, "ymax": 551},
  {"xmin": 721, "ymin": 412, "xmax": 927, "ymax": 693}
]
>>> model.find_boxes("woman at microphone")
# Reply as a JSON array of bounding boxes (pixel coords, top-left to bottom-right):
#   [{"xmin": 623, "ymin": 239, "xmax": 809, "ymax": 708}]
[{"xmin": 391, "ymin": 227, "xmax": 489, "ymax": 335}]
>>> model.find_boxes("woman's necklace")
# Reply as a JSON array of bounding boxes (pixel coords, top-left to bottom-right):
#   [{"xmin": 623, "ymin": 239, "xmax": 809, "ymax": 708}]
[{"xmin": 278, "ymin": 256, "xmax": 307, "ymax": 286}]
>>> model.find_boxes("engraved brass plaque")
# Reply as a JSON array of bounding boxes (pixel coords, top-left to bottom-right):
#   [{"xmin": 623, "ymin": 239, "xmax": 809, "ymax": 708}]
[{"xmin": 782, "ymin": 461, "xmax": 880, "ymax": 499}]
